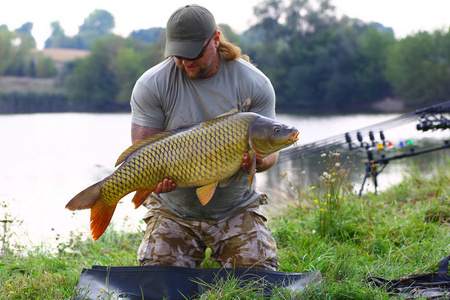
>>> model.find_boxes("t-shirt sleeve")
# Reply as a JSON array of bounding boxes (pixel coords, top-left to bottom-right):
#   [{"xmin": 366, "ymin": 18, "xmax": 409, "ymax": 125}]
[
  {"xmin": 130, "ymin": 80, "xmax": 165, "ymax": 130},
  {"xmin": 249, "ymin": 78, "xmax": 276, "ymax": 119}
]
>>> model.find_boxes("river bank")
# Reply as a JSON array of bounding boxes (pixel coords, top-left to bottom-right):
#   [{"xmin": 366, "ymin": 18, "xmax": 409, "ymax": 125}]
[{"xmin": 1, "ymin": 161, "xmax": 448, "ymax": 299}]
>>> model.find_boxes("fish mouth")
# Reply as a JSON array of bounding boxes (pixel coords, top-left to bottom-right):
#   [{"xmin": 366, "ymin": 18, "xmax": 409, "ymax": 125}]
[{"xmin": 291, "ymin": 131, "xmax": 300, "ymax": 145}]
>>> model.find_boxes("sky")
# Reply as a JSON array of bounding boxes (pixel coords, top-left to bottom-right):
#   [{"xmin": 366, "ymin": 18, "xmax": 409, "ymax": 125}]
[{"xmin": 1, "ymin": 0, "xmax": 450, "ymax": 49}]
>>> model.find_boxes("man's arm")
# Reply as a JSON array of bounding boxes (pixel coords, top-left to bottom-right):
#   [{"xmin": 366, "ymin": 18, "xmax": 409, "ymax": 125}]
[
  {"xmin": 131, "ymin": 122, "xmax": 176, "ymax": 194},
  {"xmin": 131, "ymin": 122, "xmax": 162, "ymax": 144},
  {"xmin": 256, "ymin": 152, "xmax": 279, "ymax": 172}
]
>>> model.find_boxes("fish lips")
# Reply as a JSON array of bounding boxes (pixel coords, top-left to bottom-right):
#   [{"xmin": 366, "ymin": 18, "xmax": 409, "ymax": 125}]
[{"xmin": 291, "ymin": 130, "xmax": 300, "ymax": 145}]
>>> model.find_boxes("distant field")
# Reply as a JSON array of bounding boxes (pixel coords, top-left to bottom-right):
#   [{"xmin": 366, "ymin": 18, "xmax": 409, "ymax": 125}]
[{"xmin": 37, "ymin": 48, "xmax": 90, "ymax": 62}]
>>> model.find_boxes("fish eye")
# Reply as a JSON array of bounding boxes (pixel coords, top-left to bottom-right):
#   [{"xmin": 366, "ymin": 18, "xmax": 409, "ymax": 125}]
[{"xmin": 274, "ymin": 127, "xmax": 280, "ymax": 133}]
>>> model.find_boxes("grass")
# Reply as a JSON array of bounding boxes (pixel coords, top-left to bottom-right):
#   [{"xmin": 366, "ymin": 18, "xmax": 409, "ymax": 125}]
[
  {"xmin": 0, "ymin": 223, "xmax": 143, "ymax": 299},
  {"xmin": 1, "ymin": 153, "xmax": 449, "ymax": 299}
]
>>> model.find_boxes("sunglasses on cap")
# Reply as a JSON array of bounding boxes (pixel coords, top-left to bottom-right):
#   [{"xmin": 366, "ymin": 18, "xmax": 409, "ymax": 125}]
[{"xmin": 174, "ymin": 34, "xmax": 214, "ymax": 61}]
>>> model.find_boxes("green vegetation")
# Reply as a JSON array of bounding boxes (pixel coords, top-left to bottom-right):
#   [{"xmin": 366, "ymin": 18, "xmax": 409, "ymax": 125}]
[
  {"xmin": 45, "ymin": 10, "xmax": 115, "ymax": 50},
  {"xmin": 0, "ymin": 222, "xmax": 143, "ymax": 299},
  {"xmin": 1, "ymin": 154, "xmax": 449, "ymax": 299},
  {"xmin": 270, "ymin": 152, "xmax": 449, "ymax": 299},
  {"xmin": 0, "ymin": 23, "xmax": 56, "ymax": 78},
  {"xmin": 2, "ymin": 0, "xmax": 450, "ymax": 113}
]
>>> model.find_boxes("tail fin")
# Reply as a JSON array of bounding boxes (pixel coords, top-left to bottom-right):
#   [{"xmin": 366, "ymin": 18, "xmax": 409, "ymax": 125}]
[
  {"xmin": 90, "ymin": 198, "xmax": 117, "ymax": 241},
  {"xmin": 66, "ymin": 182, "xmax": 101, "ymax": 210},
  {"xmin": 66, "ymin": 182, "xmax": 117, "ymax": 241}
]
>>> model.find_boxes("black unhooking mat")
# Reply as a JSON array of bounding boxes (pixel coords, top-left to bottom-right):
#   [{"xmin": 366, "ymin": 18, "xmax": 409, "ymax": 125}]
[
  {"xmin": 366, "ymin": 255, "xmax": 450, "ymax": 299},
  {"xmin": 75, "ymin": 265, "xmax": 322, "ymax": 299}
]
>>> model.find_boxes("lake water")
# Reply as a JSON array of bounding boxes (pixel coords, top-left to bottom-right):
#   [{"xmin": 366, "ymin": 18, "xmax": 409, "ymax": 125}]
[{"xmin": 1, "ymin": 112, "xmax": 449, "ymax": 249}]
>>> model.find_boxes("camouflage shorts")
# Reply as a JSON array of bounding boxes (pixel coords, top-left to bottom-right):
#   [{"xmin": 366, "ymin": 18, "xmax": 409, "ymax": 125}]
[{"xmin": 137, "ymin": 196, "xmax": 278, "ymax": 270}]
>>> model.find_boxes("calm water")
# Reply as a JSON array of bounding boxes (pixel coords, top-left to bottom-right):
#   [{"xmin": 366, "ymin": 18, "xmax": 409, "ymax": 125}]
[{"xmin": 1, "ymin": 112, "xmax": 449, "ymax": 248}]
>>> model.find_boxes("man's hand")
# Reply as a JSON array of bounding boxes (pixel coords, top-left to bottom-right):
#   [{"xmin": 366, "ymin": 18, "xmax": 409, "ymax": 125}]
[
  {"xmin": 241, "ymin": 152, "xmax": 263, "ymax": 172},
  {"xmin": 241, "ymin": 152, "xmax": 279, "ymax": 173},
  {"xmin": 154, "ymin": 178, "xmax": 177, "ymax": 194}
]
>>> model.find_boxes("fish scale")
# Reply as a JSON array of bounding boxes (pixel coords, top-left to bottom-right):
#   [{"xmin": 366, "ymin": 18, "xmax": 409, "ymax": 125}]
[
  {"xmin": 103, "ymin": 114, "xmax": 250, "ymax": 206},
  {"xmin": 66, "ymin": 112, "xmax": 299, "ymax": 240}
]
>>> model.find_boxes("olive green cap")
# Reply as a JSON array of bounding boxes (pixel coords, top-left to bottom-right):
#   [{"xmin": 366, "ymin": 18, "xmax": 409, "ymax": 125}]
[{"xmin": 165, "ymin": 4, "xmax": 217, "ymax": 59}]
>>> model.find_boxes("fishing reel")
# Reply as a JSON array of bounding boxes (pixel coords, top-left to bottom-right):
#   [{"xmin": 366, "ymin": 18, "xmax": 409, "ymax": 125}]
[{"xmin": 416, "ymin": 114, "xmax": 450, "ymax": 131}]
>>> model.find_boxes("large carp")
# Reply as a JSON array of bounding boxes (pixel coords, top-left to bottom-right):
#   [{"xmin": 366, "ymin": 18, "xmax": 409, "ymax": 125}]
[{"xmin": 66, "ymin": 112, "xmax": 299, "ymax": 240}]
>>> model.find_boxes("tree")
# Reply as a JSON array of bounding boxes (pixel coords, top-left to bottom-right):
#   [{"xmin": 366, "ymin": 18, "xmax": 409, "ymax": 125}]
[
  {"xmin": 66, "ymin": 35, "xmax": 124, "ymax": 109},
  {"xmin": 34, "ymin": 52, "xmax": 57, "ymax": 77},
  {"xmin": 64, "ymin": 29, "xmax": 166, "ymax": 110},
  {"xmin": 218, "ymin": 24, "xmax": 240, "ymax": 45},
  {"xmin": 278, "ymin": 25, "xmax": 363, "ymax": 107},
  {"xmin": 112, "ymin": 47, "xmax": 145, "ymax": 103},
  {"xmin": 140, "ymin": 33, "xmax": 166, "ymax": 69},
  {"xmin": 1, "ymin": 22, "xmax": 38, "ymax": 76},
  {"xmin": 45, "ymin": 21, "xmax": 79, "ymax": 49},
  {"xmin": 247, "ymin": 0, "xmax": 366, "ymax": 108},
  {"xmin": 77, "ymin": 9, "xmax": 115, "ymax": 49},
  {"xmin": 386, "ymin": 29, "xmax": 450, "ymax": 104},
  {"xmin": 243, "ymin": 0, "xmax": 399, "ymax": 109},
  {"xmin": 355, "ymin": 24, "xmax": 396, "ymax": 102},
  {"xmin": 14, "ymin": 22, "xmax": 36, "ymax": 50},
  {"xmin": 129, "ymin": 27, "xmax": 165, "ymax": 44},
  {"xmin": 0, "ymin": 28, "xmax": 14, "ymax": 75},
  {"xmin": 252, "ymin": 0, "xmax": 337, "ymax": 42}
]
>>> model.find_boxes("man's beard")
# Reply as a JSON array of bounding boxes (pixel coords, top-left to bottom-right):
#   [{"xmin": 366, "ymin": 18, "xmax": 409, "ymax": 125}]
[{"xmin": 182, "ymin": 67, "xmax": 207, "ymax": 80}]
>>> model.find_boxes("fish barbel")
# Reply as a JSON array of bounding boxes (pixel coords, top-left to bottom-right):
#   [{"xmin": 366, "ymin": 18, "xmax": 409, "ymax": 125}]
[{"xmin": 66, "ymin": 112, "xmax": 299, "ymax": 240}]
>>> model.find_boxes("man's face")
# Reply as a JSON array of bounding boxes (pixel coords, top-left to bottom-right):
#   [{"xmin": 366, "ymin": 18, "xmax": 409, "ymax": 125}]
[{"xmin": 174, "ymin": 32, "xmax": 219, "ymax": 80}]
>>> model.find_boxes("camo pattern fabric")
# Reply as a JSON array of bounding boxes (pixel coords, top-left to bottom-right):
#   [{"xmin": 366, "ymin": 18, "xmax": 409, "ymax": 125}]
[{"xmin": 138, "ymin": 195, "xmax": 278, "ymax": 270}]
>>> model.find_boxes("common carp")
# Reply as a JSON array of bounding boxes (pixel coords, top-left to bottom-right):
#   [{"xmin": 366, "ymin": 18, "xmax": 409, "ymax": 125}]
[{"xmin": 66, "ymin": 112, "xmax": 299, "ymax": 240}]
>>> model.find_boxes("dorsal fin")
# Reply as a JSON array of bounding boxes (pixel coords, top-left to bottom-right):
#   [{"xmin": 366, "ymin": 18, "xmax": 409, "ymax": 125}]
[{"xmin": 115, "ymin": 123, "xmax": 199, "ymax": 167}]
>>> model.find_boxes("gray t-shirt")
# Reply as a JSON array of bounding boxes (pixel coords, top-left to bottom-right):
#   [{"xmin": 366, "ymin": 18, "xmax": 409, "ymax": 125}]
[{"xmin": 130, "ymin": 55, "xmax": 276, "ymax": 221}]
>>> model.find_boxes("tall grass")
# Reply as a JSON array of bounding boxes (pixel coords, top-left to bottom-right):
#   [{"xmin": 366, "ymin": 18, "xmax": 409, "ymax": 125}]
[
  {"xmin": 309, "ymin": 151, "xmax": 355, "ymax": 237},
  {"xmin": 0, "ymin": 154, "xmax": 449, "ymax": 299}
]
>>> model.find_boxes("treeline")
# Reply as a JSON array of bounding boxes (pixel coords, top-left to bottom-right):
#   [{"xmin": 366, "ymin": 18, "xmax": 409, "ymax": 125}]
[
  {"xmin": 1, "ymin": 0, "xmax": 450, "ymax": 114},
  {"xmin": 0, "ymin": 23, "xmax": 56, "ymax": 78},
  {"xmin": 242, "ymin": 0, "xmax": 450, "ymax": 109}
]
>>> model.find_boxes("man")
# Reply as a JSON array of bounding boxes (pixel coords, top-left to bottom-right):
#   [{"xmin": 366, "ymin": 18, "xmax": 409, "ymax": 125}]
[{"xmin": 130, "ymin": 4, "xmax": 279, "ymax": 270}]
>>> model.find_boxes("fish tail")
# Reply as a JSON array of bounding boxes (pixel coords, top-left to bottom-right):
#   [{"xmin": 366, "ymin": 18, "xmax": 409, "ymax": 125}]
[
  {"xmin": 66, "ymin": 182, "xmax": 101, "ymax": 210},
  {"xmin": 90, "ymin": 197, "xmax": 117, "ymax": 241},
  {"xmin": 65, "ymin": 181, "xmax": 116, "ymax": 241}
]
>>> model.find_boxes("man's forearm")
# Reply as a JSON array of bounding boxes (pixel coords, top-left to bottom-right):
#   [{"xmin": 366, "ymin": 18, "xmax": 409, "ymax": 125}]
[
  {"xmin": 256, "ymin": 152, "xmax": 279, "ymax": 173},
  {"xmin": 131, "ymin": 123, "xmax": 162, "ymax": 144}
]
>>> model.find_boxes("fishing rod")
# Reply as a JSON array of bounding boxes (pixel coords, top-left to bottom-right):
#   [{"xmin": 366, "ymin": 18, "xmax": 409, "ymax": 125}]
[
  {"xmin": 277, "ymin": 101, "xmax": 450, "ymax": 194},
  {"xmin": 358, "ymin": 140, "xmax": 450, "ymax": 196},
  {"xmin": 278, "ymin": 100, "xmax": 450, "ymax": 163}
]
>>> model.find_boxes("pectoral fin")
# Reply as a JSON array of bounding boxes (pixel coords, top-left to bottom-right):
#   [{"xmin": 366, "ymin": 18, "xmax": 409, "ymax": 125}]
[
  {"xmin": 196, "ymin": 182, "xmax": 218, "ymax": 206},
  {"xmin": 132, "ymin": 189, "xmax": 153, "ymax": 209}
]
